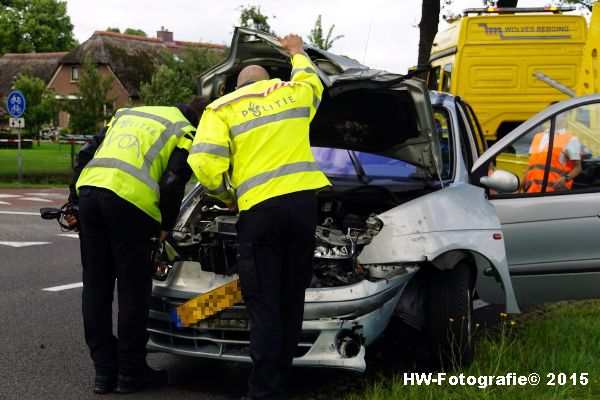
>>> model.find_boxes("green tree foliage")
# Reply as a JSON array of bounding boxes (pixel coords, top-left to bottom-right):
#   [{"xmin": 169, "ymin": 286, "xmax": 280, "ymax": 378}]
[
  {"xmin": 238, "ymin": 5, "xmax": 273, "ymax": 33},
  {"xmin": 141, "ymin": 47, "xmax": 225, "ymax": 106},
  {"xmin": 106, "ymin": 27, "xmax": 120, "ymax": 33},
  {"xmin": 124, "ymin": 28, "xmax": 148, "ymax": 37},
  {"xmin": 307, "ymin": 15, "xmax": 344, "ymax": 51},
  {"xmin": 0, "ymin": 0, "xmax": 76, "ymax": 54},
  {"xmin": 556, "ymin": 0, "xmax": 593, "ymax": 12},
  {"xmin": 12, "ymin": 69, "xmax": 59, "ymax": 135},
  {"xmin": 68, "ymin": 58, "xmax": 114, "ymax": 134},
  {"xmin": 141, "ymin": 66, "xmax": 193, "ymax": 106}
]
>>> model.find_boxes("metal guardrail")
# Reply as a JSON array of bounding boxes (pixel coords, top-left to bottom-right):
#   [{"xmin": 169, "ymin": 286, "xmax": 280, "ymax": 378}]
[
  {"xmin": 59, "ymin": 140, "xmax": 91, "ymax": 145},
  {"xmin": 0, "ymin": 139, "xmax": 34, "ymax": 143}
]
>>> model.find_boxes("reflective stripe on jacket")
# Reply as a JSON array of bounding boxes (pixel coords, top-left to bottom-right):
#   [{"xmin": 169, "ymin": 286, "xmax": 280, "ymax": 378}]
[
  {"xmin": 76, "ymin": 106, "xmax": 195, "ymax": 222},
  {"xmin": 523, "ymin": 132, "xmax": 576, "ymax": 193},
  {"xmin": 188, "ymin": 53, "xmax": 331, "ymax": 211}
]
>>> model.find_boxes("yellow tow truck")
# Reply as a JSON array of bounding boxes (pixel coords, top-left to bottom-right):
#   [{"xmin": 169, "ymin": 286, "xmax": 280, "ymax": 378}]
[
  {"xmin": 428, "ymin": 4, "xmax": 598, "ymax": 142},
  {"xmin": 477, "ymin": 3, "xmax": 600, "ymax": 182}
]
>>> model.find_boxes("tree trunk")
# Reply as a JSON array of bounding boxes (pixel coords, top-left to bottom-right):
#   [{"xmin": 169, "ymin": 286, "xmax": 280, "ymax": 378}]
[{"xmin": 418, "ymin": 0, "xmax": 441, "ymax": 67}]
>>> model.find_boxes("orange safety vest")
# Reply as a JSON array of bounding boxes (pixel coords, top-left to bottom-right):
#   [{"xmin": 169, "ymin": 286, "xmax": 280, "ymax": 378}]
[{"xmin": 522, "ymin": 132, "xmax": 576, "ymax": 193}]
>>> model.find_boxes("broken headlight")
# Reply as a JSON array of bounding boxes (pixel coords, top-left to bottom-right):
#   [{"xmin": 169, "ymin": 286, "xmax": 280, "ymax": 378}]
[{"xmin": 152, "ymin": 240, "xmax": 180, "ymax": 281}]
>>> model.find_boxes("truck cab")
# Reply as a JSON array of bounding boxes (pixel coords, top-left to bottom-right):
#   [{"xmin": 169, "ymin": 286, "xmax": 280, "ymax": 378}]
[{"xmin": 428, "ymin": 6, "xmax": 588, "ymax": 142}]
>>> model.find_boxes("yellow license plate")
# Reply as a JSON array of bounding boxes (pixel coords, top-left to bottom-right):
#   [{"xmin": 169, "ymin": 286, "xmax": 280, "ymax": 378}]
[{"xmin": 170, "ymin": 278, "xmax": 243, "ymax": 328}]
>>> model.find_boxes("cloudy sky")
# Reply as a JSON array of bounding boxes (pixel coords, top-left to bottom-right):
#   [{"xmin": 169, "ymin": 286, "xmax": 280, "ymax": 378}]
[{"xmin": 66, "ymin": 0, "xmax": 566, "ymax": 73}]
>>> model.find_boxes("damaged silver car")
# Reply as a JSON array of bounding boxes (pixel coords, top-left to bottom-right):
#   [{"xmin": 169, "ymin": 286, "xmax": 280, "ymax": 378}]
[{"xmin": 146, "ymin": 28, "xmax": 521, "ymax": 372}]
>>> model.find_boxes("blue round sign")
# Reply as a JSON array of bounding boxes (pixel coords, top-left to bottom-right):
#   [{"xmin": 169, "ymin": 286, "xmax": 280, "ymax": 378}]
[{"xmin": 7, "ymin": 91, "xmax": 26, "ymax": 118}]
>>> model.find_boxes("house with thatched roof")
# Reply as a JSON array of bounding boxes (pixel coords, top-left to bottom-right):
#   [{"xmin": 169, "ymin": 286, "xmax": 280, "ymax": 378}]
[
  {"xmin": 0, "ymin": 51, "xmax": 67, "ymax": 129},
  {"xmin": 48, "ymin": 29, "xmax": 226, "ymax": 128}
]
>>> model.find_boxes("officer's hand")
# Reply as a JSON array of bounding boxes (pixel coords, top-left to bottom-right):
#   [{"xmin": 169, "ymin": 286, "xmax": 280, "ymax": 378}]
[
  {"xmin": 226, "ymin": 202, "xmax": 238, "ymax": 212},
  {"xmin": 279, "ymin": 34, "xmax": 304, "ymax": 56},
  {"xmin": 65, "ymin": 214, "xmax": 79, "ymax": 233},
  {"xmin": 160, "ymin": 230, "xmax": 169, "ymax": 242}
]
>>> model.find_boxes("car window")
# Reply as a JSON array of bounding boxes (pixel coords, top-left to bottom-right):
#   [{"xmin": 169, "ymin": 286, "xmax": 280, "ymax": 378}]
[
  {"xmin": 312, "ymin": 147, "xmax": 418, "ymax": 180},
  {"xmin": 433, "ymin": 107, "xmax": 453, "ymax": 179},
  {"xmin": 355, "ymin": 152, "xmax": 417, "ymax": 179},
  {"xmin": 441, "ymin": 63, "xmax": 452, "ymax": 92},
  {"xmin": 311, "ymin": 147, "xmax": 357, "ymax": 179},
  {"xmin": 455, "ymin": 103, "xmax": 478, "ymax": 170},
  {"xmin": 488, "ymin": 102, "xmax": 600, "ymax": 196},
  {"xmin": 465, "ymin": 102, "xmax": 487, "ymax": 156},
  {"xmin": 428, "ymin": 66, "xmax": 441, "ymax": 91}
]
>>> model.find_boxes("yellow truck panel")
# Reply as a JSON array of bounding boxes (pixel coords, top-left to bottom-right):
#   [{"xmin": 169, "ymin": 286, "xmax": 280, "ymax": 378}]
[
  {"xmin": 577, "ymin": 3, "xmax": 600, "ymax": 95},
  {"xmin": 429, "ymin": 9, "xmax": 588, "ymax": 141}
]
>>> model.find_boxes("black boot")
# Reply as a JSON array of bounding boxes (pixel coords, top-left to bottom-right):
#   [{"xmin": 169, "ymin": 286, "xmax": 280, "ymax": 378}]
[
  {"xmin": 94, "ymin": 374, "xmax": 117, "ymax": 394},
  {"xmin": 114, "ymin": 366, "xmax": 168, "ymax": 394}
]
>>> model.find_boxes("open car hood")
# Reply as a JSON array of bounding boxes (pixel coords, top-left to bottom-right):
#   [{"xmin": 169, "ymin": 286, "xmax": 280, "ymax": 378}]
[{"xmin": 198, "ymin": 27, "xmax": 442, "ymax": 177}]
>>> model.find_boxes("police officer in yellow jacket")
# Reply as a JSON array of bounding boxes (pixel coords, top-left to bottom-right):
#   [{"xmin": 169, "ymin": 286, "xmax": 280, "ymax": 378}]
[
  {"xmin": 67, "ymin": 97, "xmax": 208, "ymax": 394},
  {"xmin": 188, "ymin": 34, "xmax": 330, "ymax": 400}
]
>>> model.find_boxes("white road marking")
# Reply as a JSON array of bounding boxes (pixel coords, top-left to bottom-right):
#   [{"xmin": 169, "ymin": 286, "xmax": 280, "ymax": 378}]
[
  {"xmin": 20, "ymin": 197, "xmax": 53, "ymax": 203},
  {"xmin": 43, "ymin": 282, "xmax": 83, "ymax": 292},
  {"xmin": 0, "ymin": 201, "xmax": 11, "ymax": 205},
  {"xmin": 0, "ymin": 241, "xmax": 51, "ymax": 247},
  {"xmin": 0, "ymin": 211, "xmax": 40, "ymax": 215},
  {"xmin": 24, "ymin": 193, "xmax": 64, "ymax": 197},
  {"xmin": 0, "ymin": 194, "xmax": 20, "ymax": 199},
  {"xmin": 58, "ymin": 234, "xmax": 79, "ymax": 239},
  {"xmin": 473, "ymin": 299, "xmax": 490, "ymax": 310}
]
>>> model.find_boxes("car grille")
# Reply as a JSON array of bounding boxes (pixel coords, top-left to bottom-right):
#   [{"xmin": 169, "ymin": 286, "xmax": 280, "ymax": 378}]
[{"xmin": 148, "ymin": 294, "xmax": 316, "ymax": 358}]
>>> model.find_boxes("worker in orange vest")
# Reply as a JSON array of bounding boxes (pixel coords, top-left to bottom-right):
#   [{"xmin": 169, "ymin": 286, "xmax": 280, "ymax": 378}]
[{"xmin": 521, "ymin": 112, "xmax": 582, "ymax": 192}]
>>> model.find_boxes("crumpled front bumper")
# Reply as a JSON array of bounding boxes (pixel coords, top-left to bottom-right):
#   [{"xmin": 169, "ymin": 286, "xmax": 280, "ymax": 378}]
[{"xmin": 147, "ymin": 261, "xmax": 418, "ymax": 372}]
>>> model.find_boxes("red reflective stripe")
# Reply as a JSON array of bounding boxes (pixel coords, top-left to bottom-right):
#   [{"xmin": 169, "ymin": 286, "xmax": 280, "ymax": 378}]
[{"xmin": 211, "ymin": 81, "xmax": 298, "ymax": 111}]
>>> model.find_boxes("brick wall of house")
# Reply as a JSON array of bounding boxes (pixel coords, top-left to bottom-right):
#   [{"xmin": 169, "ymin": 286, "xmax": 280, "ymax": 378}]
[{"xmin": 49, "ymin": 64, "xmax": 132, "ymax": 129}]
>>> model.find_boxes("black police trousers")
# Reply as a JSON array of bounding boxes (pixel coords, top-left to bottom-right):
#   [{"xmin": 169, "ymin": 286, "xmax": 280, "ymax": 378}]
[
  {"xmin": 236, "ymin": 190, "xmax": 318, "ymax": 400},
  {"xmin": 78, "ymin": 186, "xmax": 160, "ymax": 376}
]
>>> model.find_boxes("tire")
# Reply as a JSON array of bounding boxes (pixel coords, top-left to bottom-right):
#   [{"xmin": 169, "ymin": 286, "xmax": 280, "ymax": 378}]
[{"xmin": 427, "ymin": 262, "xmax": 474, "ymax": 369}]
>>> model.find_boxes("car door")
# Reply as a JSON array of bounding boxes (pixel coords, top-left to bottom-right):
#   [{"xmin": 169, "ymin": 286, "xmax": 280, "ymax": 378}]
[{"xmin": 472, "ymin": 94, "xmax": 600, "ymax": 303}]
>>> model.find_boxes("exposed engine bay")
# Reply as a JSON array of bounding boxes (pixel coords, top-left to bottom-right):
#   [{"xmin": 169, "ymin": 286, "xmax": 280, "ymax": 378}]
[{"xmin": 168, "ymin": 185, "xmax": 402, "ymax": 288}]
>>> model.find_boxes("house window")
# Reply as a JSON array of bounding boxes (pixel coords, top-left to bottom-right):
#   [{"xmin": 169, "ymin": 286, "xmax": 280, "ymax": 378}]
[{"xmin": 71, "ymin": 66, "xmax": 79, "ymax": 81}]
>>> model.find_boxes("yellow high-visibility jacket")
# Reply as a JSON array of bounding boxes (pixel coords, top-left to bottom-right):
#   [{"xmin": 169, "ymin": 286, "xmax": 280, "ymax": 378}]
[
  {"xmin": 188, "ymin": 53, "xmax": 331, "ymax": 211},
  {"xmin": 76, "ymin": 107, "xmax": 195, "ymax": 223}
]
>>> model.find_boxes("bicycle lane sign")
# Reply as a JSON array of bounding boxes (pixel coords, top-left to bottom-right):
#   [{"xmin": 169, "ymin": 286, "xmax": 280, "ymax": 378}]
[{"xmin": 7, "ymin": 91, "xmax": 26, "ymax": 118}]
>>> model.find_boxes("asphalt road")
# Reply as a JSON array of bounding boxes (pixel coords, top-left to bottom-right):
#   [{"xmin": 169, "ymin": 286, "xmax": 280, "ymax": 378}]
[{"xmin": 0, "ymin": 188, "xmax": 503, "ymax": 400}]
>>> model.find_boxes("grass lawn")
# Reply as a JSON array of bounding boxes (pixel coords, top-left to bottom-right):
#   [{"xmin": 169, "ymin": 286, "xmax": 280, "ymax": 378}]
[
  {"xmin": 0, "ymin": 142, "xmax": 200, "ymax": 188},
  {"xmin": 346, "ymin": 300, "xmax": 600, "ymax": 400},
  {"xmin": 0, "ymin": 142, "xmax": 82, "ymax": 185}
]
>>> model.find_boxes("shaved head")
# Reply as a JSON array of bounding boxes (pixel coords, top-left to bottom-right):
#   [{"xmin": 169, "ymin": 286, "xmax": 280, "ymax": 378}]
[{"xmin": 237, "ymin": 65, "xmax": 270, "ymax": 87}]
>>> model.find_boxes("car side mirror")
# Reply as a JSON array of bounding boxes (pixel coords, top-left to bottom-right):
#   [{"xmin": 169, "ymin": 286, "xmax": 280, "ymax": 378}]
[{"xmin": 480, "ymin": 169, "xmax": 519, "ymax": 193}]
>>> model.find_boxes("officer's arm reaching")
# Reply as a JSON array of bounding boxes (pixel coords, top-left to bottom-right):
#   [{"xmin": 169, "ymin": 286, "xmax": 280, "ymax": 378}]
[
  {"xmin": 279, "ymin": 34, "xmax": 324, "ymax": 120},
  {"xmin": 188, "ymin": 109, "xmax": 235, "ymax": 207},
  {"xmin": 158, "ymin": 147, "xmax": 194, "ymax": 233}
]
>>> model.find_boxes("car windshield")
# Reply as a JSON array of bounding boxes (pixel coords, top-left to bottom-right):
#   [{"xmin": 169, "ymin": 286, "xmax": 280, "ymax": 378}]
[
  {"xmin": 312, "ymin": 104, "xmax": 455, "ymax": 182},
  {"xmin": 312, "ymin": 147, "xmax": 417, "ymax": 181}
]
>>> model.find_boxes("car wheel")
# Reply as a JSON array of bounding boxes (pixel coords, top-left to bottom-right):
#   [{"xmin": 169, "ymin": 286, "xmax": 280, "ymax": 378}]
[{"xmin": 427, "ymin": 262, "xmax": 474, "ymax": 369}]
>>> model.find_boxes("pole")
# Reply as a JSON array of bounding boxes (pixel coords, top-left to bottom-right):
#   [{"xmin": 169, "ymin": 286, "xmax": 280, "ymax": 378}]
[
  {"xmin": 17, "ymin": 129, "xmax": 22, "ymax": 184},
  {"xmin": 533, "ymin": 71, "xmax": 576, "ymax": 97}
]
